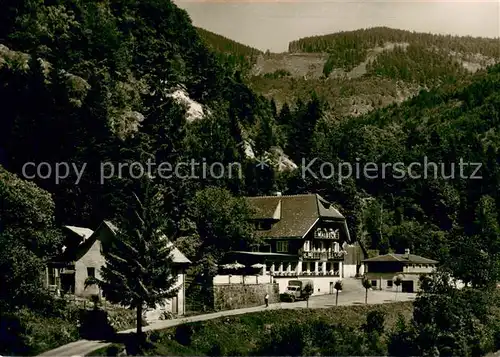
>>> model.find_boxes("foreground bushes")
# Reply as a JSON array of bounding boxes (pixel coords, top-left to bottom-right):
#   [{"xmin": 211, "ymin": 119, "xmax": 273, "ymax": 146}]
[
  {"xmin": 93, "ymin": 302, "xmax": 413, "ymax": 356},
  {"xmin": 94, "ymin": 280, "xmax": 500, "ymax": 357},
  {"xmin": 0, "ymin": 308, "xmax": 79, "ymax": 356},
  {"xmin": 0, "ymin": 297, "xmax": 137, "ymax": 356},
  {"xmin": 387, "ymin": 275, "xmax": 500, "ymax": 357},
  {"xmin": 257, "ymin": 317, "xmax": 387, "ymax": 356}
]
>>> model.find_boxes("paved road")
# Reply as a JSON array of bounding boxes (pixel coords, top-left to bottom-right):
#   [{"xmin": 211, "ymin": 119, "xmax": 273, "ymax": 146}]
[
  {"xmin": 37, "ymin": 290, "xmax": 415, "ymax": 357},
  {"xmin": 297, "ymin": 289, "xmax": 415, "ymax": 308}
]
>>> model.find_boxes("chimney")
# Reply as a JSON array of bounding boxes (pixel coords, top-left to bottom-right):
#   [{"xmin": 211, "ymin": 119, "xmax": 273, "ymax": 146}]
[
  {"xmin": 275, "ymin": 191, "xmax": 282, "ymax": 196},
  {"xmin": 404, "ymin": 248, "xmax": 410, "ymax": 258}
]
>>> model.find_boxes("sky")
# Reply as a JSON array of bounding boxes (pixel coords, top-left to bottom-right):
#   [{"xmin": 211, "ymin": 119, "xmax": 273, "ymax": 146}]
[{"xmin": 174, "ymin": 0, "xmax": 500, "ymax": 52}]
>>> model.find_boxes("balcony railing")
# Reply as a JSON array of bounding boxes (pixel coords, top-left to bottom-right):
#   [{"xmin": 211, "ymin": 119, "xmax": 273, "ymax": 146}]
[
  {"xmin": 301, "ymin": 250, "xmax": 346, "ymax": 260},
  {"xmin": 313, "ymin": 230, "xmax": 340, "ymax": 240},
  {"xmin": 272, "ymin": 271, "xmax": 340, "ymax": 277}
]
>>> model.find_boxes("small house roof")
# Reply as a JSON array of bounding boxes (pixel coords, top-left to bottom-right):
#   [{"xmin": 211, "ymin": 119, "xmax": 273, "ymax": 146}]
[
  {"xmin": 362, "ymin": 253, "xmax": 438, "ymax": 264},
  {"xmin": 55, "ymin": 221, "xmax": 191, "ymax": 265},
  {"xmin": 165, "ymin": 241, "xmax": 192, "ymax": 264},
  {"xmin": 63, "ymin": 225, "xmax": 94, "ymax": 240},
  {"xmin": 100, "ymin": 221, "xmax": 191, "ymax": 264}
]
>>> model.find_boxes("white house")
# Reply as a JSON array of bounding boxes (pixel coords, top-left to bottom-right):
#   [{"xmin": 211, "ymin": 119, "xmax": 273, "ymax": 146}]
[{"xmin": 46, "ymin": 220, "xmax": 191, "ymax": 316}]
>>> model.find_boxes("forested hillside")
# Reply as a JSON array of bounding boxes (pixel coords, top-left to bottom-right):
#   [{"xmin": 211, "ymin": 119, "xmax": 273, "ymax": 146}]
[
  {"xmin": 0, "ymin": 0, "xmax": 285, "ymax": 229},
  {"xmin": 289, "ymin": 26, "xmax": 499, "ymax": 61},
  {"xmin": 196, "ymin": 27, "xmax": 261, "ymax": 77},
  {"xmin": 248, "ymin": 27, "xmax": 499, "ymax": 116}
]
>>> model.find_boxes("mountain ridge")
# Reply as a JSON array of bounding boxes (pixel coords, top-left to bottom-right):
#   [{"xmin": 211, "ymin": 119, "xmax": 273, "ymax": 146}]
[{"xmin": 195, "ymin": 26, "xmax": 499, "ymax": 116}]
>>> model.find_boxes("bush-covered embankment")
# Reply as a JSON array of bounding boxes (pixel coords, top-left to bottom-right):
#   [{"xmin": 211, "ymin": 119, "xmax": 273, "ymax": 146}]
[{"xmin": 92, "ymin": 302, "xmax": 413, "ymax": 356}]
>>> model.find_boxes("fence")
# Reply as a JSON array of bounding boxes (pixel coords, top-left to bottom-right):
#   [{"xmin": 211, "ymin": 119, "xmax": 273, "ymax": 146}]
[{"xmin": 213, "ymin": 274, "xmax": 273, "ymax": 285}]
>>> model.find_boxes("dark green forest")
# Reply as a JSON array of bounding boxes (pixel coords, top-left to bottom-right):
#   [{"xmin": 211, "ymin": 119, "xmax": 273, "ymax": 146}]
[
  {"xmin": 1, "ymin": 0, "xmax": 500, "ymax": 356},
  {"xmin": 289, "ymin": 26, "xmax": 500, "ymax": 69},
  {"xmin": 196, "ymin": 27, "xmax": 261, "ymax": 77},
  {"xmin": 365, "ymin": 43, "xmax": 469, "ymax": 85}
]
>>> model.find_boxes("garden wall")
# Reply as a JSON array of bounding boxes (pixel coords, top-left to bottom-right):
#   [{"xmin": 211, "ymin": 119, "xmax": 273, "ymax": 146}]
[{"xmin": 213, "ymin": 283, "xmax": 279, "ymax": 311}]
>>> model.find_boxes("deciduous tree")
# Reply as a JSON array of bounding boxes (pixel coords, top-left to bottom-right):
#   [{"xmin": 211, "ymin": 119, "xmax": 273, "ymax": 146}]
[
  {"xmin": 0, "ymin": 166, "xmax": 62, "ymax": 312},
  {"xmin": 187, "ymin": 187, "xmax": 258, "ymax": 309},
  {"xmin": 394, "ymin": 275, "xmax": 403, "ymax": 300},
  {"xmin": 334, "ymin": 280, "xmax": 343, "ymax": 306},
  {"xmin": 362, "ymin": 278, "xmax": 372, "ymax": 304}
]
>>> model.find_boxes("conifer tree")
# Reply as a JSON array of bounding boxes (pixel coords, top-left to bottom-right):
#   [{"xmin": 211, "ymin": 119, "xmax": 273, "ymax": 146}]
[
  {"xmin": 87, "ymin": 178, "xmax": 179, "ymax": 339},
  {"xmin": 277, "ymin": 102, "xmax": 292, "ymax": 126},
  {"xmin": 287, "ymin": 93, "xmax": 324, "ymax": 163}
]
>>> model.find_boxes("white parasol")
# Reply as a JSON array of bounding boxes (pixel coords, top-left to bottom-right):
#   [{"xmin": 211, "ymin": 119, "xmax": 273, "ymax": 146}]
[
  {"xmin": 222, "ymin": 261, "xmax": 245, "ymax": 269},
  {"xmin": 251, "ymin": 263, "xmax": 265, "ymax": 268}
]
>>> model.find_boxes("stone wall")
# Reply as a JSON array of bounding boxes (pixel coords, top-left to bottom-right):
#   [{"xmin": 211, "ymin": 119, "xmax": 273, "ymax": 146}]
[{"xmin": 213, "ymin": 283, "xmax": 279, "ymax": 311}]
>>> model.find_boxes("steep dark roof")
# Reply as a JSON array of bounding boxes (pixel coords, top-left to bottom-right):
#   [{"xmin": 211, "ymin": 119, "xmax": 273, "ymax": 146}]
[
  {"xmin": 250, "ymin": 197, "xmax": 281, "ymax": 220},
  {"xmin": 246, "ymin": 194, "xmax": 346, "ymax": 239},
  {"xmin": 55, "ymin": 220, "xmax": 191, "ymax": 264},
  {"xmin": 362, "ymin": 253, "xmax": 438, "ymax": 264},
  {"xmin": 99, "ymin": 221, "xmax": 191, "ymax": 264}
]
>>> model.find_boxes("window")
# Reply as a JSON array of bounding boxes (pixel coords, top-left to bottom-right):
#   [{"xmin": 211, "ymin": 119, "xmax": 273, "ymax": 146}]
[
  {"xmin": 263, "ymin": 244, "xmax": 271, "ymax": 252},
  {"xmin": 371, "ymin": 280, "xmax": 377, "ymax": 287},
  {"xmin": 257, "ymin": 221, "xmax": 272, "ymax": 230},
  {"xmin": 276, "ymin": 241, "xmax": 289, "ymax": 253},
  {"xmin": 387, "ymin": 280, "xmax": 393, "ymax": 288},
  {"xmin": 87, "ymin": 267, "xmax": 95, "ymax": 278},
  {"xmin": 48, "ymin": 267, "xmax": 56, "ymax": 286}
]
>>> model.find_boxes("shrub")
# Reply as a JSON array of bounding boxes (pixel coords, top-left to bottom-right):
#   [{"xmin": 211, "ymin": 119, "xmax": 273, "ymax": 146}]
[
  {"xmin": 257, "ymin": 319, "xmax": 386, "ymax": 356},
  {"xmin": 174, "ymin": 324, "xmax": 194, "ymax": 346},
  {"xmin": 208, "ymin": 343, "xmax": 224, "ymax": 356},
  {"xmin": 107, "ymin": 308, "xmax": 136, "ymax": 330},
  {"xmin": 104, "ymin": 345, "xmax": 121, "ymax": 356},
  {"xmin": 148, "ymin": 330, "xmax": 162, "ymax": 343},
  {"xmin": 362, "ymin": 310, "xmax": 386, "ymax": 334},
  {"xmin": 0, "ymin": 308, "xmax": 79, "ymax": 356},
  {"xmin": 78, "ymin": 309, "xmax": 115, "ymax": 339}
]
